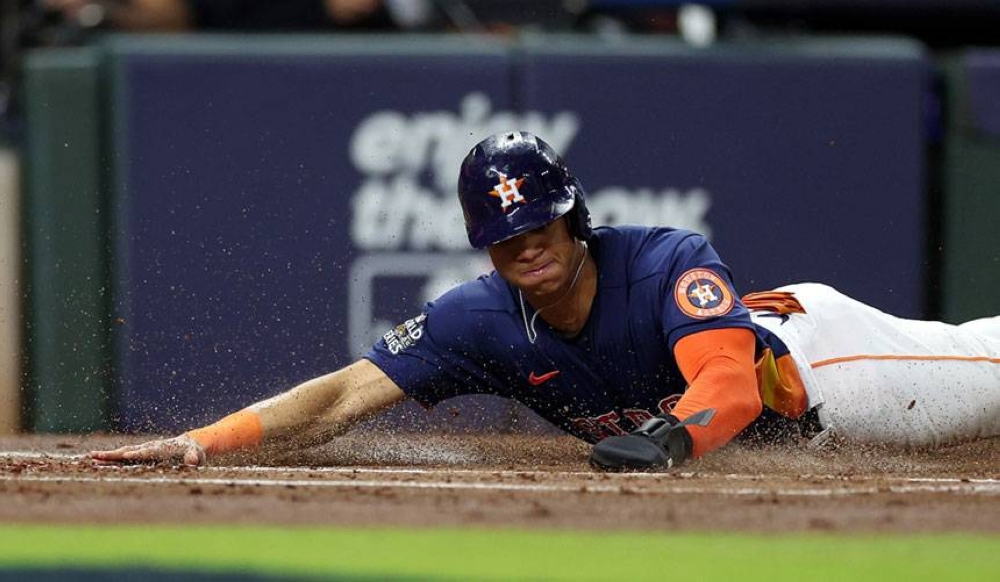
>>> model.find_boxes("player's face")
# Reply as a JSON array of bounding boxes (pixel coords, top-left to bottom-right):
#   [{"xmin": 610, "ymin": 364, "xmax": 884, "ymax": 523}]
[{"xmin": 487, "ymin": 217, "xmax": 579, "ymax": 299}]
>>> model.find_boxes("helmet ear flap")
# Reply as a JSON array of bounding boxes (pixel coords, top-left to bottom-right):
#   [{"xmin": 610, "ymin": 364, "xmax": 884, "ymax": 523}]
[{"xmin": 566, "ymin": 183, "xmax": 592, "ymax": 241}]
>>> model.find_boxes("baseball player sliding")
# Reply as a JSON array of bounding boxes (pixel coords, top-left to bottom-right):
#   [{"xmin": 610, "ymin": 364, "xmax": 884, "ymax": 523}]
[{"xmin": 92, "ymin": 132, "xmax": 1000, "ymax": 470}]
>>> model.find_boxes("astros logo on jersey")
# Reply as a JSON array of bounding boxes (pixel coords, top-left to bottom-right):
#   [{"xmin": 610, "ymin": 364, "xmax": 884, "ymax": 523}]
[
  {"xmin": 489, "ymin": 172, "xmax": 526, "ymax": 211},
  {"xmin": 674, "ymin": 268, "xmax": 734, "ymax": 319}
]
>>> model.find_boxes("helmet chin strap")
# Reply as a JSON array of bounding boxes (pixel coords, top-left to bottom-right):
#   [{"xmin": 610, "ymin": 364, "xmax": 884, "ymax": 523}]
[{"xmin": 518, "ymin": 239, "xmax": 589, "ymax": 345}]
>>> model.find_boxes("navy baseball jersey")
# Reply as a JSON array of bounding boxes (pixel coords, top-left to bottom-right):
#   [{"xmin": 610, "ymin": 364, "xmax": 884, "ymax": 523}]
[{"xmin": 366, "ymin": 226, "xmax": 782, "ymax": 443}]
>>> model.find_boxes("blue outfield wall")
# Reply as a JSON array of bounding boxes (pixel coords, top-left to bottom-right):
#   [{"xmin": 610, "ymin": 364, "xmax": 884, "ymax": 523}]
[{"xmin": 104, "ymin": 35, "xmax": 930, "ymax": 433}]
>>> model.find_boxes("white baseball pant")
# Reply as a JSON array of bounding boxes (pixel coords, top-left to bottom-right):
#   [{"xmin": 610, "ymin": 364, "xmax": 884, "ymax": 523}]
[{"xmin": 752, "ymin": 283, "xmax": 1000, "ymax": 447}]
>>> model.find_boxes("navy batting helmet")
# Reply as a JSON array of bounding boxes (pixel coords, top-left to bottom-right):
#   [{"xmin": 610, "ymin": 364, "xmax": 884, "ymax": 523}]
[{"xmin": 457, "ymin": 131, "xmax": 592, "ymax": 249}]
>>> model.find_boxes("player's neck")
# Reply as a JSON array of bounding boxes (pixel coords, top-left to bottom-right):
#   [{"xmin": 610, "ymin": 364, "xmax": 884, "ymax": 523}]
[{"xmin": 526, "ymin": 246, "xmax": 597, "ymax": 336}]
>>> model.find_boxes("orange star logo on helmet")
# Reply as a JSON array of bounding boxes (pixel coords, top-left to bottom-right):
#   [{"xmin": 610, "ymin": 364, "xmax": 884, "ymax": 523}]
[{"xmin": 489, "ymin": 173, "xmax": 527, "ymax": 212}]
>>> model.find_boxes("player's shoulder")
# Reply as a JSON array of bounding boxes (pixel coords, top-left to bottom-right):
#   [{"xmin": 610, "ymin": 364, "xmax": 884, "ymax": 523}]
[
  {"xmin": 594, "ymin": 224, "xmax": 706, "ymax": 250},
  {"xmin": 593, "ymin": 225, "xmax": 711, "ymax": 281},
  {"xmin": 429, "ymin": 271, "xmax": 515, "ymax": 315}
]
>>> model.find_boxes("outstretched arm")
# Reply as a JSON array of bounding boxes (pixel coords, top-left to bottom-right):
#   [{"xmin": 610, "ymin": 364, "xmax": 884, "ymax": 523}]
[
  {"xmin": 671, "ymin": 327, "xmax": 762, "ymax": 458},
  {"xmin": 90, "ymin": 359, "xmax": 405, "ymax": 465}
]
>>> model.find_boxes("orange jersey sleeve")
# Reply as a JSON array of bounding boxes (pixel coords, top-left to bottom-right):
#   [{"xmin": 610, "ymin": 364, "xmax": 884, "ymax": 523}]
[{"xmin": 672, "ymin": 328, "xmax": 762, "ymax": 458}]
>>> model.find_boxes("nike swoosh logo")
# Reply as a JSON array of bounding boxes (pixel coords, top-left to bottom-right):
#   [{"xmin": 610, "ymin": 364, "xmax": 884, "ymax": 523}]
[
  {"xmin": 528, "ymin": 370, "xmax": 560, "ymax": 386},
  {"xmin": 757, "ymin": 313, "xmax": 790, "ymax": 325}
]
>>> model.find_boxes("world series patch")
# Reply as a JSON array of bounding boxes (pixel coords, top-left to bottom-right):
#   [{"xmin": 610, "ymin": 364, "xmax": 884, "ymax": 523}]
[
  {"xmin": 382, "ymin": 314, "xmax": 427, "ymax": 355},
  {"xmin": 674, "ymin": 269, "xmax": 734, "ymax": 319}
]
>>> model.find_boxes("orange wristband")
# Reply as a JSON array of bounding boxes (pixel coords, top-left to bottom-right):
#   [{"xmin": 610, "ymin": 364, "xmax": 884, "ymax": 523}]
[{"xmin": 186, "ymin": 409, "xmax": 264, "ymax": 456}]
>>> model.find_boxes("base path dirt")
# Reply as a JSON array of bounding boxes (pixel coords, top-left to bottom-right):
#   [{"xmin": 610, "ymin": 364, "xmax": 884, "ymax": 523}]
[{"xmin": 1, "ymin": 433, "xmax": 997, "ymax": 533}]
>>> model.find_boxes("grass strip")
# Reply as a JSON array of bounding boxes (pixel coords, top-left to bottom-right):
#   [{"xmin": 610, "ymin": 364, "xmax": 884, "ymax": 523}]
[{"xmin": 0, "ymin": 525, "xmax": 997, "ymax": 581}]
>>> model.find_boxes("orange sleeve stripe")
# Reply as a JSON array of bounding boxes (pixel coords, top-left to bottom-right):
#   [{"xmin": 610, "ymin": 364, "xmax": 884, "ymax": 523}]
[
  {"xmin": 186, "ymin": 409, "xmax": 264, "ymax": 456},
  {"xmin": 672, "ymin": 328, "xmax": 762, "ymax": 459},
  {"xmin": 813, "ymin": 354, "xmax": 1000, "ymax": 368}
]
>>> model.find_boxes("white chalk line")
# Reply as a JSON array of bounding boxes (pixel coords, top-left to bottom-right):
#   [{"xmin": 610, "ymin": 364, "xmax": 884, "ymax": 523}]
[
  {"xmin": 0, "ymin": 451, "xmax": 82, "ymax": 460},
  {"xmin": 2, "ymin": 472, "xmax": 999, "ymax": 498},
  {"xmin": 3, "ymin": 451, "xmax": 999, "ymax": 490}
]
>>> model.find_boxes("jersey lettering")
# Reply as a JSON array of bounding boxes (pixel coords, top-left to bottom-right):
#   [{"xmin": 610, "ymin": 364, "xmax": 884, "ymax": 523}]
[
  {"xmin": 658, "ymin": 394, "xmax": 682, "ymax": 414},
  {"xmin": 618, "ymin": 397, "xmax": 682, "ymax": 431},
  {"xmin": 574, "ymin": 409, "xmax": 646, "ymax": 440},
  {"xmin": 574, "ymin": 397, "xmax": 685, "ymax": 440},
  {"xmin": 623, "ymin": 408, "xmax": 654, "ymax": 428},
  {"xmin": 594, "ymin": 411, "xmax": 628, "ymax": 436}
]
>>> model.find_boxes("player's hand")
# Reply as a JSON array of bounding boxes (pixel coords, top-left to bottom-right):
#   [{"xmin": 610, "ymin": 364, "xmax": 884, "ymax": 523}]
[
  {"xmin": 589, "ymin": 414, "xmax": 693, "ymax": 471},
  {"xmin": 90, "ymin": 434, "xmax": 206, "ymax": 466}
]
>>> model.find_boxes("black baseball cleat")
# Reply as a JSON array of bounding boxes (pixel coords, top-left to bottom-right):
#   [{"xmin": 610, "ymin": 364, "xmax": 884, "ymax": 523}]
[{"xmin": 589, "ymin": 434, "xmax": 673, "ymax": 472}]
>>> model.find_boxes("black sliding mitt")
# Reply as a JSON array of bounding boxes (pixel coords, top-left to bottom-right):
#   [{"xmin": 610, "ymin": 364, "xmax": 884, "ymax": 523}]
[{"xmin": 589, "ymin": 409, "xmax": 715, "ymax": 472}]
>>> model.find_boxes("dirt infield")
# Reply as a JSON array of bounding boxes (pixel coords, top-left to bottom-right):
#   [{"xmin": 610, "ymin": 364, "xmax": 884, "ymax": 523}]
[{"xmin": 1, "ymin": 433, "xmax": 998, "ymax": 533}]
